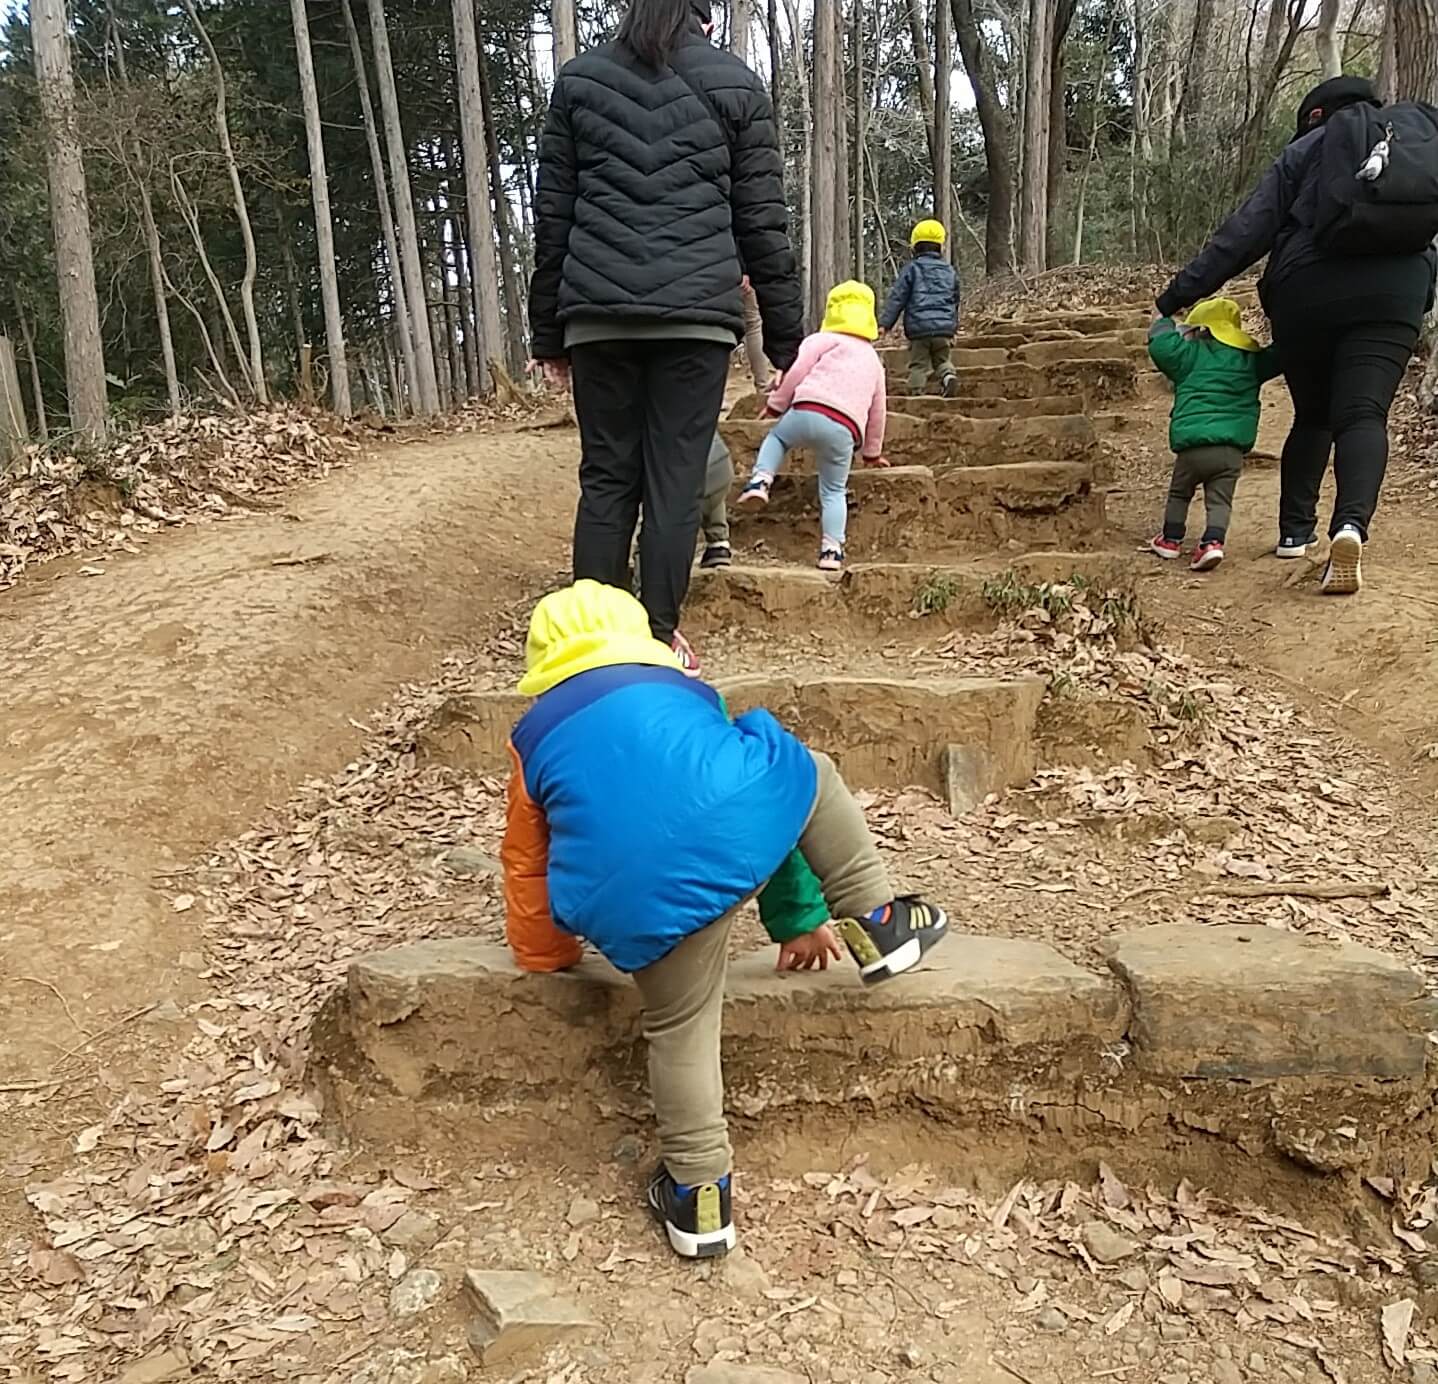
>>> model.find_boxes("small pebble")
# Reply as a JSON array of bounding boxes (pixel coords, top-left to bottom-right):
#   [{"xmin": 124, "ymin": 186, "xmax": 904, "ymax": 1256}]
[
  {"xmin": 1249, "ymin": 1354, "xmax": 1268, "ymax": 1373},
  {"xmin": 1212, "ymin": 1363, "xmax": 1242, "ymax": 1384},
  {"xmin": 1036, "ymin": 1306, "xmax": 1068, "ymax": 1333},
  {"xmin": 1014, "ymin": 1276, "xmax": 1039, "ymax": 1296},
  {"xmin": 1159, "ymin": 1319, "xmax": 1189, "ymax": 1343}
]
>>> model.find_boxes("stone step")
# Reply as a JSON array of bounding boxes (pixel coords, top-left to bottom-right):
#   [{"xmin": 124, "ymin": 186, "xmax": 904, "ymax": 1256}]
[
  {"xmin": 899, "ymin": 394, "xmax": 1084, "ymax": 420},
  {"xmin": 973, "ymin": 309, "xmax": 1151, "ymax": 337},
  {"xmin": 311, "ymin": 926, "xmax": 1435, "ymax": 1175},
  {"xmin": 1013, "ymin": 335, "xmax": 1149, "ymax": 369},
  {"xmin": 416, "ymin": 670, "xmax": 1045, "ymax": 797},
  {"xmin": 718, "ymin": 412, "xmax": 1097, "ymax": 474},
  {"xmin": 727, "ymin": 463, "xmax": 1104, "ymax": 559},
  {"xmin": 895, "ymin": 359, "xmax": 1138, "ymax": 405}
]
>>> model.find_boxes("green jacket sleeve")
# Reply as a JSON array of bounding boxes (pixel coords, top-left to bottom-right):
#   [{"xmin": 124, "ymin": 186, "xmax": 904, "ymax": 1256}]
[
  {"xmin": 715, "ymin": 693, "xmax": 829, "ymax": 943},
  {"xmin": 1147, "ymin": 318, "xmax": 1198, "ymax": 383},
  {"xmin": 1254, "ymin": 343, "xmax": 1284, "ymax": 384}
]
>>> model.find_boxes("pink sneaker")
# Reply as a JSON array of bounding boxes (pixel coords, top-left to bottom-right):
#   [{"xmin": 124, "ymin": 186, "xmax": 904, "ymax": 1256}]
[
  {"xmin": 1190, "ymin": 540, "xmax": 1225, "ymax": 572},
  {"xmin": 1150, "ymin": 535, "xmax": 1182, "ymax": 560},
  {"xmin": 671, "ymin": 631, "xmax": 702, "ymax": 679}
]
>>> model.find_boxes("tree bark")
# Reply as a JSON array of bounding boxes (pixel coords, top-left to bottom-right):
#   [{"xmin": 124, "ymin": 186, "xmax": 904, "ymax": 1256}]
[
  {"xmin": 367, "ymin": 0, "xmax": 442, "ymax": 414},
  {"xmin": 833, "ymin": 1, "xmax": 851, "ymax": 275},
  {"xmin": 0, "ymin": 338, "xmax": 28, "ymax": 463},
  {"xmin": 182, "ymin": 0, "xmax": 267, "ymax": 404},
  {"xmin": 553, "ymin": 0, "xmax": 578, "ymax": 69},
  {"xmin": 14, "ymin": 294, "xmax": 48, "ymax": 440},
  {"xmin": 1315, "ymin": 0, "xmax": 1343, "ymax": 79},
  {"xmin": 291, "ymin": 0, "xmax": 351, "ymax": 415},
  {"xmin": 478, "ymin": 41, "xmax": 527, "ymax": 371},
  {"xmin": 340, "ymin": 0, "xmax": 414, "ymax": 412},
  {"xmin": 730, "ymin": 0, "xmax": 753, "ymax": 61},
  {"xmin": 1017, "ymin": 0, "xmax": 1054, "ymax": 272},
  {"xmin": 854, "ymin": 0, "xmax": 866, "ymax": 279},
  {"xmin": 908, "ymin": 0, "xmax": 938, "ymax": 171},
  {"xmin": 170, "ymin": 165, "xmax": 253, "ymax": 394},
  {"xmin": 1174, "ymin": 0, "xmax": 1215, "ymax": 143},
  {"xmin": 780, "ymin": 0, "xmax": 812, "ymax": 309},
  {"xmin": 810, "ymin": 0, "xmax": 840, "ymax": 320},
  {"xmin": 31, "ymin": 0, "xmax": 108, "ymax": 443},
  {"xmin": 1047, "ymin": 0, "xmax": 1077, "ymax": 253},
  {"xmin": 452, "ymin": 0, "xmax": 503, "ymax": 393},
  {"xmin": 1394, "ymin": 0, "xmax": 1438, "ymax": 101},
  {"xmin": 935, "ymin": 0, "xmax": 953, "ymax": 262},
  {"xmin": 952, "ymin": 0, "xmax": 1016, "ymax": 275},
  {"xmin": 767, "ymin": 0, "xmax": 783, "ymax": 150}
]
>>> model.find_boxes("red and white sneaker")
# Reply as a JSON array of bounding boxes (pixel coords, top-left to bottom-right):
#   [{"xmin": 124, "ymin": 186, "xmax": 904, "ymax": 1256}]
[
  {"xmin": 671, "ymin": 631, "xmax": 702, "ymax": 679},
  {"xmin": 1149, "ymin": 535, "xmax": 1182, "ymax": 560},
  {"xmin": 1190, "ymin": 540, "xmax": 1225, "ymax": 571}
]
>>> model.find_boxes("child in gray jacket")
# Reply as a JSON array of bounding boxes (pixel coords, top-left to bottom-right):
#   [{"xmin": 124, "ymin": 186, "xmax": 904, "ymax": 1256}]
[{"xmin": 879, "ymin": 218, "xmax": 961, "ymax": 397}]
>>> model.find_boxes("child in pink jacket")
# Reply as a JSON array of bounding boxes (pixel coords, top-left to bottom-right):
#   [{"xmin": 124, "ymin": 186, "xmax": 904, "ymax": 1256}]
[{"xmin": 737, "ymin": 281, "xmax": 888, "ymax": 572}]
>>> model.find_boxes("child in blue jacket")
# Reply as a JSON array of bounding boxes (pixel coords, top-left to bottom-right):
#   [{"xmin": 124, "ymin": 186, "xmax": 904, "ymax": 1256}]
[
  {"xmin": 502, "ymin": 581, "xmax": 948, "ymax": 1260},
  {"xmin": 879, "ymin": 219, "xmax": 961, "ymax": 396}
]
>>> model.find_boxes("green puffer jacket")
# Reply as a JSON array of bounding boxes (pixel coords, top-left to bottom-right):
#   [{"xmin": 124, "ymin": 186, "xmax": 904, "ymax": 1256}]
[{"xmin": 1149, "ymin": 318, "xmax": 1283, "ymax": 454}]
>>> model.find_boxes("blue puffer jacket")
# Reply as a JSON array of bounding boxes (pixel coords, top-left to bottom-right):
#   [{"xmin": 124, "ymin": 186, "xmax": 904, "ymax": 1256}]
[{"xmin": 879, "ymin": 249, "xmax": 960, "ymax": 339}]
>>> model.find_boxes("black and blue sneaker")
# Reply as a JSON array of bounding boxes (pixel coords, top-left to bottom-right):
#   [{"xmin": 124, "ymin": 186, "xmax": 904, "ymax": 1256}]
[
  {"xmin": 647, "ymin": 1166, "xmax": 735, "ymax": 1258},
  {"xmin": 836, "ymin": 896, "xmax": 948, "ymax": 984},
  {"xmin": 1276, "ymin": 533, "xmax": 1316, "ymax": 559}
]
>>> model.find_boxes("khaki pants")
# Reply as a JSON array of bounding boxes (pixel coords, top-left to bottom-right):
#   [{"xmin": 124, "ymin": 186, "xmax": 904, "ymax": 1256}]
[
  {"xmin": 907, "ymin": 336, "xmax": 955, "ymax": 394},
  {"xmin": 741, "ymin": 283, "xmax": 774, "ymax": 394},
  {"xmin": 701, "ymin": 484, "xmax": 729, "ymax": 546},
  {"xmin": 630, "ymin": 751, "xmax": 891, "ymax": 1184}
]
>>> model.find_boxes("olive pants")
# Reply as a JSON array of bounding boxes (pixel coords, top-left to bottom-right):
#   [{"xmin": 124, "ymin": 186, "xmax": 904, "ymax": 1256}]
[{"xmin": 907, "ymin": 337, "xmax": 955, "ymax": 393}]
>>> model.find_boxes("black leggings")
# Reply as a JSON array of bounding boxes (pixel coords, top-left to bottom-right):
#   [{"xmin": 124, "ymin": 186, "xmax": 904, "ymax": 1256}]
[
  {"xmin": 1275, "ymin": 320, "xmax": 1417, "ymax": 542},
  {"xmin": 570, "ymin": 338, "xmax": 731, "ymax": 643}
]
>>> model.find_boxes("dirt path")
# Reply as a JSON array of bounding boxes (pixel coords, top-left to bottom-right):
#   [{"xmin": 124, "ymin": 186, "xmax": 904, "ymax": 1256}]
[
  {"xmin": 1107, "ymin": 379, "xmax": 1438, "ymax": 793},
  {"xmin": 0, "ymin": 425, "xmax": 575, "ymax": 1083}
]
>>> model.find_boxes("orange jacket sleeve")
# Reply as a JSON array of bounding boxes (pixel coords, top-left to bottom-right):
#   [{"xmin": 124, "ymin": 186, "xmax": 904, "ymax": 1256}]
[{"xmin": 502, "ymin": 743, "xmax": 582, "ymax": 973}]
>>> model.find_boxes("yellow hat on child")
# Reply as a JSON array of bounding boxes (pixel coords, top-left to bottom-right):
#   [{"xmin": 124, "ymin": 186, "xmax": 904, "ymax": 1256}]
[
  {"xmin": 519, "ymin": 580, "xmax": 680, "ymax": 696},
  {"xmin": 910, "ymin": 219, "xmax": 946, "ymax": 247},
  {"xmin": 1185, "ymin": 298, "xmax": 1259, "ymax": 353},
  {"xmin": 821, "ymin": 281, "xmax": 880, "ymax": 341}
]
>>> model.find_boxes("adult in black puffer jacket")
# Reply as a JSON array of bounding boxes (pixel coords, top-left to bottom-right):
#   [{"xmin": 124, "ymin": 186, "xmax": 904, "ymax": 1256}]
[
  {"xmin": 528, "ymin": 0, "xmax": 803, "ymax": 664},
  {"xmin": 1156, "ymin": 76, "xmax": 1437, "ymax": 594}
]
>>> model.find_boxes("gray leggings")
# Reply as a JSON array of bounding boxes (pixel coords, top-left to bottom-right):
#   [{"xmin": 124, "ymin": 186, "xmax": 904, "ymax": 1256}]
[{"xmin": 1163, "ymin": 445, "xmax": 1243, "ymax": 544}]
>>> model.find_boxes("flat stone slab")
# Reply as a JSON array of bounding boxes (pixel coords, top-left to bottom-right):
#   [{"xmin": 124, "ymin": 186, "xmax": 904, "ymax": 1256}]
[
  {"xmin": 900, "ymin": 393, "xmax": 1084, "ymax": 419},
  {"xmin": 416, "ymin": 672, "xmax": 1043, "ymax": 793},
  {"xmin": 1105, "ymin": 924, "xmax": 1437, "ymax": 1079},
  {"xmin": 463, "ymin": 1269, "xmax": 594, "ymax": 1366},
  {"xmin": 319, "ymin": 936, "xmax": 1128, "ymax": 1106}
]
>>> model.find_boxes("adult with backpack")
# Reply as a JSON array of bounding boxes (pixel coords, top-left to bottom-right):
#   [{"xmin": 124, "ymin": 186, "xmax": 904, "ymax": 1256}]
[
  {"xmin": 528, "ymin": 0, "xmax": 803, "ymax": 674},
  {"xmin": 1155, "ymin": 76, "xmax": 1438, "ymax": 595}
]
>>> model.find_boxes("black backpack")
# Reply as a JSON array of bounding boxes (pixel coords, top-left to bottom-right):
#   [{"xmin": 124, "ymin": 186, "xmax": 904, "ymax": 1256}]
[{"xmin": 1312, "ymin": 100, "xmax": 1438, "ymax": 255}]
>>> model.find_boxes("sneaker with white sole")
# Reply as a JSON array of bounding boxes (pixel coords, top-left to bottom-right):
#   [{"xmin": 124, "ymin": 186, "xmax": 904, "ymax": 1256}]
[
  {"xmin": 737, "ymin": 475, "xmax": 772, "ymax": 508},
  {"xmin": 817, "ymin": 540, "xmax": 844, "ymax": 573},
  {"xmin": 1190, "ymin": 540, "xmax": 1224, "ymax": 571},
  {"xmin": 670, "ymin": 631, "xmax": 702, "ymax": 677},
  {"xmin": 1321, "ymin": 525, "xmax": 1364, "ymax": 595},
  {"xmin": 1150, "ymin": 534, "xmax": 1182, "ymax": 560},
  {"xmin": 647, "ymin": 1167, "xmax": 735, "ymax": 1259},
  {"xmin": 836, "ymin": 897, "xmax": 948, "ymax": 985},
  {"xmin": 1276, "ymin": 534, "xmax": 1316, "ymax": 559},
  {"xmin": 700, "ymin": 542, "xmax": 732, "ymax": 569}
]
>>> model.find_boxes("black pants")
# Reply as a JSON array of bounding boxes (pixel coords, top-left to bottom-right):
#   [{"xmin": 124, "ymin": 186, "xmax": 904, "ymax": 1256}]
[
  {"xmin": 571, "ymin": 339, "xmax": 732, "ymax": 643},
  {"xmin": 1275, "ymin": 320, "xmax": 1417, "ymax": 542}
]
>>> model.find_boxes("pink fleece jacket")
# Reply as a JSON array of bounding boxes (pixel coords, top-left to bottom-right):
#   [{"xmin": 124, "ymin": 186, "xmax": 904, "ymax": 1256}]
[{"xmin": 766, "ymin": 331, "xmax": 887, "ymax": 460}]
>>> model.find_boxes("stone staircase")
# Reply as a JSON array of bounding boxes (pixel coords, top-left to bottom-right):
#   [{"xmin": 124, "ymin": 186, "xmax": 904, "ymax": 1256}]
[{"xmin": 309, "ymin": 307, "xmax": 1435, "ymax": 1184}]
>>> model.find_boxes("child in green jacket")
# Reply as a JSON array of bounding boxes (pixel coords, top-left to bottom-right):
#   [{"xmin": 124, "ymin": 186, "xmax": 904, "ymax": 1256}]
[{"xmin": 1148, "ymin": 298, "xmax": 1282, "ymax": 572}]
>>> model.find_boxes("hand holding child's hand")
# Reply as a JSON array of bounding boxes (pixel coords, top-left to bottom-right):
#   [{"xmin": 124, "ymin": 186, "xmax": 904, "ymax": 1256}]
[{"xmin": 776, "ymin": 924, "xmax": 843, "ymax": 972}]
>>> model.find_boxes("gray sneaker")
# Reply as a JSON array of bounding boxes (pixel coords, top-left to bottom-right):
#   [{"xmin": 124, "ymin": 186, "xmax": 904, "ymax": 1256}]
[{"xmin": 1320, "ymin": 526, "xmax": 1363, "ymax": 595}]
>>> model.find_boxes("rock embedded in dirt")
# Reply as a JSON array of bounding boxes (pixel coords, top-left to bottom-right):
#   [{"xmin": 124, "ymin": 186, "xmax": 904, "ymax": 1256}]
[
  {"xmin": 1411, "ymin": 1366, "xmax": 1438, "ymax": 1384},
  {"xmin": 686, "ymin": 1368, "xmax": 808, "ymax": 1384},
  {"xmin": 719, "ymin": 1249, "xmax": 771, "ymax": 1300},
  {"xmin": 565, "ymin": 1195, "xmax": 600, "ymax": 1229},
  {"xmin": 439, "ymin": 846, "xmax": 501, "ymax": 878},
  {"xmin": 1116, "ymin": 1267, "xmax": 1148, "ymax": 1293},
  {"xmin": 390, "ymin": 1267, "xmax": 445, "ymax": 1318},
  {"xmin": 382, "ymin": 1209, "xmax": 441, "ymax": 1252},
  {"xmin": 117, "ymin": 1349, "xmax": 191, "ymax": 1384},
  {"xmin": 1159, "ymin": 1319, "xmax": 1190, "ymax": 1343},
  {"xmin": 1081, "ymin": 1220, "xmax": 1139, "ymax": 1264},
  {"xmin": 1210, "ymin": 1362, "xmax": 1242, "ymax": 1384},
  {"xmin": 463, "ymin": 1269, "xmax": 594, "ymax": 1366},
  {"xmin": 1036, "ymin": 1306, "xmax": 1068, "ymax": 1332}
]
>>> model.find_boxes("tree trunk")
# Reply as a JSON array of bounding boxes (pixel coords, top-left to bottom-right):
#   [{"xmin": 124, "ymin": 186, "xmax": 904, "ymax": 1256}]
[
  {"xmin": 1174, "ymin": 0, "xmax": 1215, "ymax": 143},
  {"xmin": 1017, "ymin": 0, "xmax": 1054, "ymax": 273},
  {"xmin": 30, "ymin": 0, "xmax": 108, "ymax": 443},
  {"xmin": 14, "ymin": 294, "xmax": 48, "ymax": 440},
  {"xmin": 341, "ymin": 0, "xmax": 414, "ymax": 413},
  {"xmin": 1315, "ymin": 0, "xmax": 1343, "ymax": 79},
  {"xmin": 367, "ymin": 0, "xmax": 441, "ymax": 415},
  {"xmin": 908, "ymin": 0, "xmax": 938, "ymax": 171},
  {"xmin": 833, "ymin": 2, "xmax": 851, "ymax": 275},
  {"xmin": 1395, "ymin": 0, "xmax": 1438, "ymax": 101},
  {"xmin": 810, "ymin": 0, "xmax": 840, "ymax": 319},
  {"xmin": 171, "ymin": 167, "xmax": 253, "ymax": 393},
  {"xmin": 0, "ymin": 338, "xmax": 28, "ymax": 463},
  {"xmin": 935, "ymin": 0, "xmax": 953, "ymax": 262},
  {"xmin": 478, "ymin": 41, "xmax": 527, "ymax": 371},
  {"xmin": 452, "ymin": 216, "xmax": 481, "ymax": 396},
  {"xmin": 730, "ymin": 0, "xmax": 753, "ymax": 61},
  {"xmin": 1380, "ymin": 0, "xmax": 1399, "ymax": 98},
  {"xmin": 291, "ymin": 0, "xmax": 351, "ymax": 416},
  {"xmin": 1047, "ymin": 0, "xmax": 1077, "ymax": 256},
  {"xmin": 952, "ymin": 0, "xmax": 1016, "ymax": 275},
  {"xmin": 182, "ymin": 0, "xmax": 267, "ymax": 405},
  {"xmin": 105, "ymin": 3, "xmax": 182, "ymax": 416},
  {"xmin": 280, "ymin": 232, "xmax": 307, "ymax": 383},
  {"xmin": 780, "ymin": 0, "xmax": 812, "ymax": 309},
  {"xmin": 553, "ymin": 0, "xmax": 578, "ymax": 68},
  {"xmin": 452, "ymin": 0, "xmax": 503, "ymax": 393},
  {"xmin": 767, "ymin": 0, "xmax": 783, "ymax": 149},
  {"xmin": 854, "ymin": 0, "xmax": 865, "ymax": 279}
]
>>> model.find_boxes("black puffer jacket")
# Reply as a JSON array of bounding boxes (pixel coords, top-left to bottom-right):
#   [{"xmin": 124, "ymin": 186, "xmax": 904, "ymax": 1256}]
[
  {"xmin": 528, "ymin": 34, "xmax": 804, "ymax": 368},
  {"xmin": 878, "ymin": 247, "xmax": 960, "ymax": 338},
  {"xmin": 1157, "ymin": 125, "xmax": 1436, "ymax": 329}
]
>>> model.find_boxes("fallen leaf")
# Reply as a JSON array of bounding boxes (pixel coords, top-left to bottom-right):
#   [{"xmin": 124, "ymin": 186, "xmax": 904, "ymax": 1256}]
[
  {"xmin": 171, "ymin": 894, "xmax": 196, "ymax": 913},
  {"xmin": 1382, "ymin": 1299, "xmax": 1415, "ymax": 1368}
]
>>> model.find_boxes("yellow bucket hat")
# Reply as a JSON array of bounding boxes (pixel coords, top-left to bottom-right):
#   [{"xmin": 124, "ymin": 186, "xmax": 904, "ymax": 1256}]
[
  {"xmin": 910, "ymin": 218, "xmax": 946, "ymax": 248},
  {"xmin": 518, "ymin": 580, "xmax": 680, "ymax": 696},
  {"xmin": 1185, "ymin": 298, "xmax": 1259, "ymax": 352},
  {"xmin": 821, "ymin": 280, "xmax": 879, "ymax": 341}
]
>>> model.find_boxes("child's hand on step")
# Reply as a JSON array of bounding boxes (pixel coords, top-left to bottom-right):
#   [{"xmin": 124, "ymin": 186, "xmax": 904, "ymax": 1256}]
[
  {"xmin": 776, "ymin": 924, "xmax": 842, "ymax": 973},
  {"xmin": 863, "ymin": 455, "xmax": 891, "ymax": 469}
]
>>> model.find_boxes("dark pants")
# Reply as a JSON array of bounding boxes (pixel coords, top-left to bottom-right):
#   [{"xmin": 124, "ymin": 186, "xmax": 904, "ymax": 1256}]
[
  {"xmin": 571, "ymin": 339, "xmax": 732, "ymax": 642},
  {"xmin": 1275, "ymin": 321, "xmax": 1418, "ymax": 542},
  {"xmin": 1162, "ymin": 444, "xmax": 1243, "ymax": 544}
]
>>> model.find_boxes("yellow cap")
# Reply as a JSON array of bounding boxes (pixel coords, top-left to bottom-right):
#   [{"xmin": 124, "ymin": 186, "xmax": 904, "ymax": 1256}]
[
  {"xmin": 518, "ymin": 580, "xmax": 680, "ymax": 696},
  {"xmin": 1184, "ymin": 297, "xmax": 1259, "ymax": 352},
  {"xmin": 820, "ymin": 280, "xmax": 880, "ymax": 342},
  {"xmin": 910, "ymin": 219, "xmax": 946, "ymax": 247}
]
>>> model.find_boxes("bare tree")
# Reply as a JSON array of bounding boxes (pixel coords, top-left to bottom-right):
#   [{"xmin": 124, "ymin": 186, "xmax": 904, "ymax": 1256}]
[
  {"xmin": 730, "ymin": 0, "xmax": 753, "ymax": 60},
  {"xmin": 478, "ymin": 41, "xmax": 528, "ymax": 370},
  {"xmin": 452, "ymin": 0, "xmax": 504, "ymax": 393},
  {"xmin": 952, "ymin": 0, "xmax": 1017, "ymax": 275},
  {"xmin": 907, "ymin": 0, "xmax": 938, "ymax": 171},
  {"xmin": 31, "ymin": 0, "xmax": 108, "ymax": 442},
  {"xmin": 1315, "ymin": 0, "xmax": 1343, "ymax": 78},
  {"xmin": 340, "ymin": 0, "xmax": 415, "ymax": 411},
  {"xmin": 105, "ymin": 1, "xmax": 180, "ymax": 415},
  {"xmin": 182, "ymin": 0, "xmax": 267, "ymax": 404},
  {"xmin": 810, "ymin": 0, "xmax": 841, "ymax": 317},
  {"xmin": 553, "ymin": 0, "xmax": 579, "ymax": 68},
  {"xmin": 1173, "ymin": 0, "xmax": 1216, "ymax": 144},
  {"xmin": 367, "ymin": 0, "xmax": 442, "ymax": 414},
  {"xmin": 1048, "ymin": 0, "xmax": 1078, "ymax": 246},
  {"xmin": 935, "ymin": 0, "xmax": 953, "ymax": 263},
  {"xmin": 1018, "ymin": 0, "xmax": 1056, "ymax": 272},
  {"xmin": 13, "ymin": 293, "xmax": 48, "ymax": 440},
  {"xmin": 290, "ymin": 0, "xmax": 351, "ymax": 415},
  {"xmin": 854, "ymin": 0, "xmax": 866, "ymax": 279}
]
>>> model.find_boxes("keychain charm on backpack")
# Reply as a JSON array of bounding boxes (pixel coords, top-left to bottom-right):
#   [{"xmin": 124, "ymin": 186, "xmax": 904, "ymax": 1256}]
[{"xmin": 1356, "ymin": 127, "xmax": 1391, "ymax": 183}]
